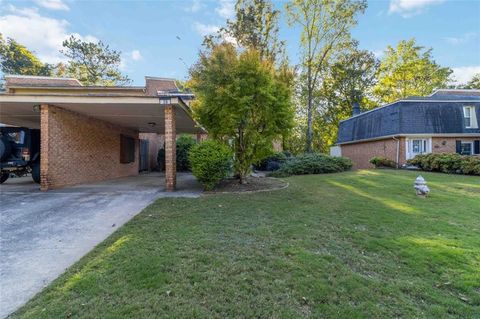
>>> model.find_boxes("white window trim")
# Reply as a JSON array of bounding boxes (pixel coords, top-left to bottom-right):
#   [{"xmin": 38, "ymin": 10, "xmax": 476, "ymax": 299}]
[
  {"xmin": 460, "ymin": 141, "xmax": 474, "ymax": 155},
  {"xmin": 406, "ymin": 137, "xmax": 432, "ymax": 160},
  {"xmin": 463, "ymin": 106, "xmax": 478, "ymax": 129}
]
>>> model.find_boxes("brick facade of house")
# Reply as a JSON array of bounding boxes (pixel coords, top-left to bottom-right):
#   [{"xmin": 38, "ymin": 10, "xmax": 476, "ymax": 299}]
[
  {"xmin": 40, "ymin": 105, "xmax": 139, "ymax": 190},
  {"xmin": 340, "ymin": 137, "xmax": 406, "ymax": 169},
  {"xmin": 341, "ymin": 136, "xmax": 479, "ymax": 169}
]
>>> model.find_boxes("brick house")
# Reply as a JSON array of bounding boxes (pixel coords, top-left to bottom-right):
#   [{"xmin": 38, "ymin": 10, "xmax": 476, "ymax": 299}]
[
  {"xmin": 334, "ymin": 89, "xmax": 480, "ymax": 169},
  {"xmin": 0, "ymin": 75, "xmax": 205, "ymax": 191}
]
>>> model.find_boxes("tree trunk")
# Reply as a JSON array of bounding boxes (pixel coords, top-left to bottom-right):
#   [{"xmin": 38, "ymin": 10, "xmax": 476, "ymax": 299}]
[{"xmin": 305, "ymin": 79, "xmax": 313, "ymax": 153}]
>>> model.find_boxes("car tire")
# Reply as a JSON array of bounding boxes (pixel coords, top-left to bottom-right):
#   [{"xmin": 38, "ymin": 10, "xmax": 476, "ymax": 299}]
[
  {"xmin": 0, "ymin": 136, "xmax": 12, "ymax": 161},
  {"xmin": 32, "ymin": 162, "xmax": 41, "ymax": 184},
  {"xmin": 0, "ymin": 172, "xmax": 9, "ymax": 184}
]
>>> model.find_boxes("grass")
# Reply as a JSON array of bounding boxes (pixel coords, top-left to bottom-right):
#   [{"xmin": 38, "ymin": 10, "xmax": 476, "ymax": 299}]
[{"xmin": 12, "ymin": 170, "xmax": 480, "ymax": 318}]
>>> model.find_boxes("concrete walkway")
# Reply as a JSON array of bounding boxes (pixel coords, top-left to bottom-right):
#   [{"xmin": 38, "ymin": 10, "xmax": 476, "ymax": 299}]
[{"xmin": 0, "ymin": 172, "xmax": 201, "ymax": 318}]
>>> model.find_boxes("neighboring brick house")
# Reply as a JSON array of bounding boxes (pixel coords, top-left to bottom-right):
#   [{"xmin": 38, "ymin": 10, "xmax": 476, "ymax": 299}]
[
  {"xmin": 335, "ymin": 89, "xmax": 480, "ymax": 169},
  {"xmin": 0, "ymin": 75, "xmax": 203, "ymax": 190}
]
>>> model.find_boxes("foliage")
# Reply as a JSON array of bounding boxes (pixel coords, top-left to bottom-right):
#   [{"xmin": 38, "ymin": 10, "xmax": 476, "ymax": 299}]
[
  {"xmin": 189, "ymin": 43, "xmax": 294, "ymax": 183},
  {"xmin": 188, "ymin": 140, "xmax": 232, "ymax": 190},
  {"xmin": 463, "ymin": 73, "xmax": 480, "ymax": 89},
  {"xmin": 269, "ymin": 153, "xmax": 352, "ymax": 177},
  {"xmin": 286, "ymin": 0, "xmax": 367, "ymax": 152},
  {"xmin": 407, "ymin": 153, "xmax": 480, "ymax": 175},
  {"xmin": 374, "ymin": 39, "xmax": 452, "ymax": 103},
  {"xmin": 0, "ymin": 34, "xmax": 53, "ymax": 82},
  {"xmin": 312, "ymin": 44, "xmax": 379, "ymax": 151},
  {"xmin": 254, "ymin": 151, "xmax": 290, "ymax": 171},
  {"xmin": 11, "ymin": 170, "xmax": 480, "ymax": 318},
  {"xmin": 61, "ymin": 35, "xmax": 130, "ymax": 86},
  {"xmin": 204, "ymin": 0, "xmax": 284, "ymax": 63},
  {"xmin": 369, "ymin": 156, "xmax": 396, "ymax": 168},
  {"xmin": 176, "ymin": 135, "xmax": 196, "ymax": 171}
]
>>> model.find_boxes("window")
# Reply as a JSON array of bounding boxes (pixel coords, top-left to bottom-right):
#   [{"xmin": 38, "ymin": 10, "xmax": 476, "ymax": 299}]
[
  {"xmin": 461, "ymin": 142, "xmax": 473, "ymax": 155},
  {"xmin": 463, "ymin": 106, "xmax": 478, "ymax": 128},
  {"xmin": 406, "ymin": 138, "xmax": 431, "ymax": 160},
  {"xmin": 120, "ymin": 135, "xmax": 136, "ymax": 163}
]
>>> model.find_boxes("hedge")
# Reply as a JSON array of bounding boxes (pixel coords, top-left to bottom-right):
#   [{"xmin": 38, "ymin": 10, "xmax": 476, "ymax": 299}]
[{"xmin": 407, "ymin": 153, "xmax": 480, "ymax": 175}]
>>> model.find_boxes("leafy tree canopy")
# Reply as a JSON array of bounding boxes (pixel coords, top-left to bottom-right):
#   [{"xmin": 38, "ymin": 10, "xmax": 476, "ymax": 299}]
[
  {"xmin": 463, "ymin": 73, "xmax": 480, "ymax": 89},
  {"xmin": 374, "ymin": 38, "xmax": 452, "ymax": 103},
  {"xmin": 204, "ymin": 0, "xmax": 284, "ymax": 63},
  {"xmin": 0, "ymin": 33, "xmax": 53, "ymax": 77},
  {"xmin": 189, "ymin": 43, "xmax": 294, "ymax": 183},
  {"xmin": 61, "ymin": 35, "xmax": 130, "ymax": 86}
]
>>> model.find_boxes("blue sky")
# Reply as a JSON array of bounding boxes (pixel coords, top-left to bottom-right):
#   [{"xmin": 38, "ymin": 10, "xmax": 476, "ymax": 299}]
[{"xmin": 1, "ymin": 0, "xmax": 479, "ymax": 85}]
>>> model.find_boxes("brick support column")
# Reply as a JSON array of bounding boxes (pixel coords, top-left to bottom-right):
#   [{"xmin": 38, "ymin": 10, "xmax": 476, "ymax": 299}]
[
  {"xmin": 164, "ymin": 105, "xmax": 176, "ymax": 191},
  {"xmin": 40, "ymin": 104, "xmax": 50, "ymax": 191}
]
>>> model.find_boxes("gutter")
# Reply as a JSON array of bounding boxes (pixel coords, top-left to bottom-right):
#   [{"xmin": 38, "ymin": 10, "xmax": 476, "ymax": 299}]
[{"xmin": 392, "ymin": 136, "xmax": 400, "ymax": 168}]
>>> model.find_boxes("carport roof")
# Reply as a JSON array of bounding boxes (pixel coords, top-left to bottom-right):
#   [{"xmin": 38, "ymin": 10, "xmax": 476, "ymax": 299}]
[{"xmin": 0, "ymin": 76, "xmax": 205, "ymax": 134}]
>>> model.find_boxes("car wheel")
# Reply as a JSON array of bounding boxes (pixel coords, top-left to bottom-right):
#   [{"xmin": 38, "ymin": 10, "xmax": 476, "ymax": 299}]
[
  {"xmin": 32, "ymin": 162, "xmax": 41, "ymax": 183},
  {"xmin": 0, "ymin": 172, "xmax": 9, "ymax": 184}
]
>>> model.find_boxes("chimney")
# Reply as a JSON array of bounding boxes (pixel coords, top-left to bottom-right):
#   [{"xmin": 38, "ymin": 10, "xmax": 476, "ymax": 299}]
[{"xmin": 352, "ymin": 102, "xmax": 361, "ymax": 116}]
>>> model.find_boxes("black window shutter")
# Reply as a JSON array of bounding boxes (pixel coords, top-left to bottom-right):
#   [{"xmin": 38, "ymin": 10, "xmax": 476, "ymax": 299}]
[
  {"xmin": 455, "ymin": 140, "xmax": 462, "ymax": 154},
  {"xmin": 474, "ymin": 140, "xmax": 480, "ymax": 155}
]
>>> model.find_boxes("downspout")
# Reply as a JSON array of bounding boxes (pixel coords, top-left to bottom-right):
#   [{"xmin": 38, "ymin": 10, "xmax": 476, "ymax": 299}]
[{"xmin": 392, "ymin": 136, "xmax": 400, "ymax": 168}]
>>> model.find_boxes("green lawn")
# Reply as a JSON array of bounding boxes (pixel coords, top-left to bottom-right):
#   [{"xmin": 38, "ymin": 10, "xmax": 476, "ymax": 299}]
[{"xmin": 13, "ymin": 170, "xmax": 480, "ymax": 318}]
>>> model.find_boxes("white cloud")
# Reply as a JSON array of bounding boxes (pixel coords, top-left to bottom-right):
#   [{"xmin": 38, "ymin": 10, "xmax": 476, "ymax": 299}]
[
  {"xmin": 373, "ymin": 49, "xmax": 385, "ymax": 58},
  {"xmin": 0, "ymin": 5, "xmax": 97, "ymax": 64},
  {"xmin": 215, "ymin": 0, "xmax": 235, "ymax": 19},
  {"xmin": 184, "ymin": 0, "xmax": 202, "ymax": 13},
  {"xmin": 193, "ymin": 22, "xmax": 220, "ymax": 36},
  {"xmin": 131, "ymin": 50, "xmax": 142, "ymax": 61},
  {"xmin": 33, "ymin": 0, "xmax": 69, "ymax": 11},
  {"xmin": 389, "ymin": 0, "xmax": 444, "ymax": 17},
  {"xmin": 443, "ymin": 32, "xmax": 477, "ymax": 45},
  {"xmin": 451, "ymin": 66, "xmax": 480, "ymax": 85}
]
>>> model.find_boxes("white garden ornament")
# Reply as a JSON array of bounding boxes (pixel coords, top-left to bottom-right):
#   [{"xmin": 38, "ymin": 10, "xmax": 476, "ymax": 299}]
[{"xmin": 414, "ymin": 175, "xmax": 430, "ymax": 196}]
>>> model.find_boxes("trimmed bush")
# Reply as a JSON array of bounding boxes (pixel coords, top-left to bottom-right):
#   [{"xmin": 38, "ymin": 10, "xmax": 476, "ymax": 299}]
[
  {"xmin": 407, "ymin": 153, "xmax": 480, "ymax": 175},
  {"xmin": 268, "ymin": 153, "xmax": 352, "ymax": 177},
  {"xmin": 189, "ymin": 140, "xmax": 232, "ymax": 190},
  {"xmin": 157, "ymin": 135, "xmax": 198, "ymax": 171},
  {"xmin": 254, "ymin": 151, "xmax": 290, "ymax": 171},
  {"xmin": 176, "ymin": 135, "xmax": 197, "ymax": 171},
  {"xmin": 370, "ymin": 156, "xmax": 396, "ymax": 168}
]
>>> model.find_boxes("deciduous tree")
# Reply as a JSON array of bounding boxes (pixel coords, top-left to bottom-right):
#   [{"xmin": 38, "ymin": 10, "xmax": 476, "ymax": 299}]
[
  {"xmin": 374, "ymin": 39, "xmax": 452, "ymax": 103},
  {"xmin": 286, "ymin": 0, "xmax": 367, "ymax": 152},
  {"xmin": 189, "ymin": 44, "xmax": 294, "ymax": 183}
]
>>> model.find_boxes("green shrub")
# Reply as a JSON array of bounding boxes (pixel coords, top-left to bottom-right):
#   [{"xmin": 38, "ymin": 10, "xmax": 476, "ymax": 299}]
[
  {"xmin": 189, "ymin": 140, "xmax": 232, "ymax": 190},
  {"xmin": 176, "ymin": 135, "xmax": 197, "ymax": 171},
  {"xmin": 407, "ymin": 153, "xmax": 480, "ymax": 175},
  {"xmin": 268, "ymin": 153, "xmax": 352, "ymax": 177},
  {"xmin": 254, "ymin": 151, "xmax": 290, "ymax": 171},
  {"xmin": 369, "ymin": 156, "xmax": 396, "ymax": 168},
  {"xmin": 157, "ymin": 135, "xmax": 197, "ymax": 171}
]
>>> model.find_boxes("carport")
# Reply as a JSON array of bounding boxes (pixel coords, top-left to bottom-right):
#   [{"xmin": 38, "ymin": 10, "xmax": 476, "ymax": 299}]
[{"xmin": 0, "ymin": 75, "xmax": 204, "ymax": 191}]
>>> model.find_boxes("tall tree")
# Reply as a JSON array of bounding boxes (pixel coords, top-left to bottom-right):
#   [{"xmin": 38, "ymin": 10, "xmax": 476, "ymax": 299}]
[
  {"xmin": 204, "ymin": 0, "xmax": 284, "ymax": 62},
  {"xmin": 189, "ymin": 43, "xmax": 294, "ymax": 183},
  {"xmin": 286, "ymin": 0, "xmax": 367, "ymax": 152},
  {"xmin": 374, "ymin": 39, "xmax": 452, "ymax": 103},
  {"xmin": 0, "ymin": 34, "xmax": 53, "ymax": 77},
  {"xmin": 316, "ymin": 46, "xmax": 378, "ymax": 150},
  {"xmin": 61, "ymin": 35, "xmax": 130, "ymax": 86},
  {"xmin": 463, "ymin": 73, "xmax": 480, "ymax": 89}
]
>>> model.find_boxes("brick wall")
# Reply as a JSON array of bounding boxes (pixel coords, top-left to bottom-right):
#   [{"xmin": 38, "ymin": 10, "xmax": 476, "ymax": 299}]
[
  {"xmin": 341, "ymin": 137, "xmax": 405, "ymax": 169},
  {"xmin": 432, "ymin": 137, "xmax": 478, "ymax": 153},
  {"xmin": 40, "ymin": 105, "xmax": 139, "ymax": 190}
]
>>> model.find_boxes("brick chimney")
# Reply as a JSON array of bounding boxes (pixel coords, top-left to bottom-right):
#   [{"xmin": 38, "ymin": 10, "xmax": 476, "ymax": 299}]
[{"xmin": 352, "ymin": 102, "xmax": 361, "ymax": 116}]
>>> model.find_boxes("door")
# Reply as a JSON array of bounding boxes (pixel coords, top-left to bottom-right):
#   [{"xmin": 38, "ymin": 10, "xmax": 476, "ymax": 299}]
[
  {"xmin": 139, "ymin": 139, "xmax": 149, "ymax": 171},
  {"xmin": 406, "ymin": 138, "xmax": 431, "ymax": 160}
]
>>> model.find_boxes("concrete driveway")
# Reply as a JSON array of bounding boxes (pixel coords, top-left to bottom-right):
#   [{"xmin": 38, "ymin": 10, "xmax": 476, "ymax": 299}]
[{"xmin": 0, "ymin": 172, "xmax": 201, "ymax": 318}]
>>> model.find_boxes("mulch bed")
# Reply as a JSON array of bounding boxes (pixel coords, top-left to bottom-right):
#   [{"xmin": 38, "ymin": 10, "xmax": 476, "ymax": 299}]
[{"xmin": 205, "ymin": 176, "xmax": 288, "ymax": 194}]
